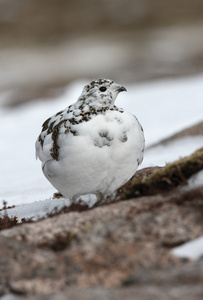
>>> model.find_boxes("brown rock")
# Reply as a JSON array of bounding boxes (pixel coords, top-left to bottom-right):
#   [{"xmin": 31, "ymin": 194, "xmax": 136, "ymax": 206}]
[
  {"xmin": 0, "ymin": 148, "xmax": 203, "ymax": 298},
  {"xmin": 0, "ymin": 186, "xmax": 203, "ymax": 297}
]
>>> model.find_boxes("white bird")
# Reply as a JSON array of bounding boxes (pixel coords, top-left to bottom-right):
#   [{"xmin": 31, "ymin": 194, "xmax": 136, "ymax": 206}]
[{"xmin": 36, "ymin": 79, "xmax": 145, "ymax": 202}]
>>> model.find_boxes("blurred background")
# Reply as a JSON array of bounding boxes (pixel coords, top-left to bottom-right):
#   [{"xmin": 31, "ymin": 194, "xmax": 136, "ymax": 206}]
[{"xmin": 0, "ymin": 0, "xmax": 203, "ymax": 106}]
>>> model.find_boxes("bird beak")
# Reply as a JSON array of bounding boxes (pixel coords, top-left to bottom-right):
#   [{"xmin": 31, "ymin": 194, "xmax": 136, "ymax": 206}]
[{"xmin": 117, "ymin": 86, "xmax": 127, "ymax": 93}]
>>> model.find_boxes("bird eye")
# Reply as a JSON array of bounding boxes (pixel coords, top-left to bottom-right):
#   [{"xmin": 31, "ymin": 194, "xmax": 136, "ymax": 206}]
[{"xmin": 99, "ymin": 86, "xmax": 107, "ymax": 92}]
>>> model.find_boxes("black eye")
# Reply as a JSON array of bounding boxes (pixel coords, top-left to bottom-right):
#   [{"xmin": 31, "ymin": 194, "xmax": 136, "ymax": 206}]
[{"xmin": 99, "ymin": 86, "xmax": 107, "ymax": 92}]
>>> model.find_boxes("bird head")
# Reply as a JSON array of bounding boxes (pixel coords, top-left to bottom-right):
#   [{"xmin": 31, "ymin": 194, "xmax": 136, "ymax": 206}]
[{"xmin": 79, "ymin": 79, "xmax": 127, "ymax": 109}]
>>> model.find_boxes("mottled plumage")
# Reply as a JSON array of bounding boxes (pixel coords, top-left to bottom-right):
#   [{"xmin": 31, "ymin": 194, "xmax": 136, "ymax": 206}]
[{"xmin": 36, "ymin": 79, "xmax": 145, "ymax": 202}]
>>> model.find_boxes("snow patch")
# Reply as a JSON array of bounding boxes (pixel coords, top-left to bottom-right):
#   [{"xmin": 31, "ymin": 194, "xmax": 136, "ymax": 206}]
[
  {"xmin": 185, "ymin": 170, "xmax": 203, "ymax": 190},
  {"xmin": 171, "ymin": 236, "xmax": 203, "ymax": 260}
]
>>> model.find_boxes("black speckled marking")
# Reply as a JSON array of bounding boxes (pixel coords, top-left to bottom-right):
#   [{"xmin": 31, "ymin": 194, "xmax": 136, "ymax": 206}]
[
  {"xmin": 55, "ymin": 110, "xmax": 63, "ymax": 117},
  {"xmin": 38, "ymin": 135, "xmax": 43, "ymax": 147},
  {"xmin": 39, "ymin": 102, "xmax": 124, "ymax": 160},
  {"xmin": 70, "ymin": 129, "xmax": 79, "ymax": 136},
  {"xmin": 50, "ymin": 120, "xmax": 67, "ymax": 160},
  {"xmin": 84, "ymin": 79, "xmax": 114, "ymax": 93},
  {"xmin": 119, "ymin": 132, "xmax": 128, "ymax": 143},
  {"xmin": 50, "ymin": 143, "xmax": 59, "ymax": 160},
  {"xmin": 47, "ymin": 121, "xmax": 55, "ymax": 135},
  {"xmin": 110, "ymin": 107, "xmax": 124, "ymax": 113},
  {"xmin": 42, "ymin": 117, "xmax": 51, "ymax": 132},
  {"xmin": 99, "ymin": 131, "xmax": 113, "ymax": 141}
]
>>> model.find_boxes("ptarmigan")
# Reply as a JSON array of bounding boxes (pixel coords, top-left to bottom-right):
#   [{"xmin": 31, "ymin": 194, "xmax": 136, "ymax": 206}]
[{"xmin": 36, "ymin": 79, "xmax": 145, "ymax": 202}]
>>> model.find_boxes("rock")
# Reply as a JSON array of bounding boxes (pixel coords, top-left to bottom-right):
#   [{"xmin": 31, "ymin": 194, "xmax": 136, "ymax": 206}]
[
  {"xmin": 0, "ymin": 148, "xmax": 203, "ymax": 298},
  {"xmin": 0, "ymin": 187, "xmax": 203, "ymax": 297}
]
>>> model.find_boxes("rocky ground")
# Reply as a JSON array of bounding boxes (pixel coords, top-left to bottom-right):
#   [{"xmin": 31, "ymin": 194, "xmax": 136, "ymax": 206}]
[{"xmin": 0, "ymin": 124, "xmax": 203, "ymax": 299}]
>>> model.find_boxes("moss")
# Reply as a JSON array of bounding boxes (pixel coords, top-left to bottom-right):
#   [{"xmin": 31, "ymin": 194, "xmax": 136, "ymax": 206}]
[
  {"xmin": 0, "ymin": 214, "xmax": 18, "ymax": 230},
  {"xmin": 0, "ymin": 201, "xmax": 18, "ymax": 230},
  {"xmin": 120, "ymin": 147, "xmax": 203, "ymax": 200}
]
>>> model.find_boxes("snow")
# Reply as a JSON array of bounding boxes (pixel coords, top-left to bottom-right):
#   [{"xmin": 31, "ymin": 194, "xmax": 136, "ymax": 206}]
[
  {"xmin": 171, "ymin": 236, "xmax": 203, "ymax": 260},
  {"xmin": 0, "ymin": 75, "xmax": 203, "ymax": 232},
  {"xmin": 1, "ymin": 198, "xmax": 70, "ymax": 221},
  {"xmin": 184, "ymin": 169, "xmax": 203, "ymax": 190},
  {"xmin": 142, "ymin": 135, "xmax": 203, "ymax": 168},
  {"xmin": 117, "ymin": 75, "xmax": 203, "ymax": 145}
]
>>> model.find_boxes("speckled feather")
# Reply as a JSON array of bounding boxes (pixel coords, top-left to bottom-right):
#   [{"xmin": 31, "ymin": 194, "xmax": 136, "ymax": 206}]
[{"xmin": 36, "ymin": 79, "xmax": 145, "ymax": 202}]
